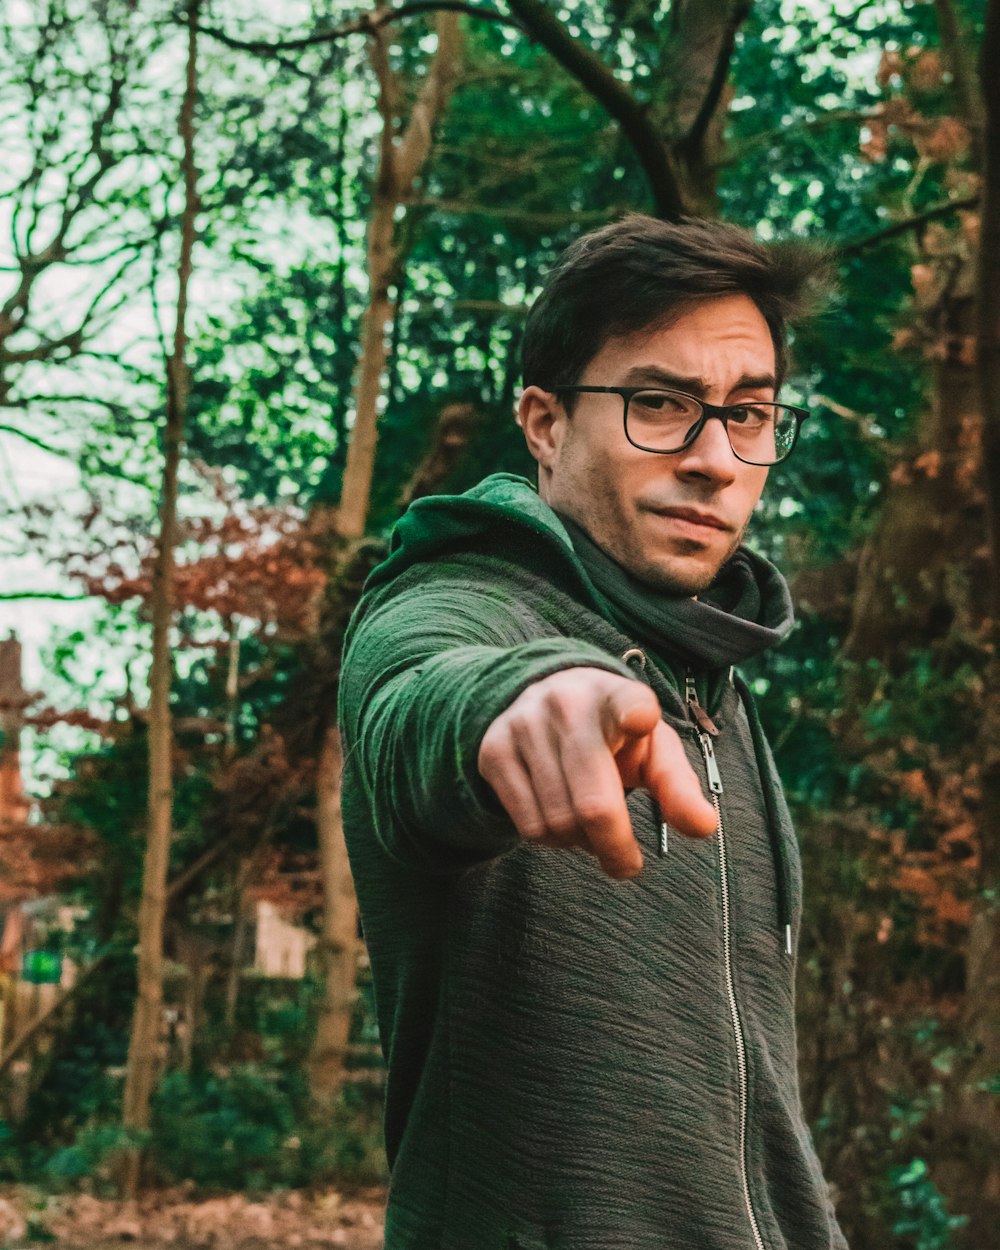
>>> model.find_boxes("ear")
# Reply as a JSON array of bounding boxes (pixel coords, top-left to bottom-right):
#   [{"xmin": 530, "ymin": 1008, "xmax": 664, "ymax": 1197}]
[{"xmin": 517, "ymin": 386, "xmax": 566, "ymax": 472}]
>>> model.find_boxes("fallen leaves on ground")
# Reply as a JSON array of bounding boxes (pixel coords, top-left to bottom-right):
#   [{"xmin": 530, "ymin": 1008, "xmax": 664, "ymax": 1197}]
[{"xmin": 0, "ymin": 1186, "xmax": 387, "ymax": 1249}]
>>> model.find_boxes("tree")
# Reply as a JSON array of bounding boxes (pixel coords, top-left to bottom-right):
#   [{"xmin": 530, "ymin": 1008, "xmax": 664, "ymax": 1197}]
[
  {"xmin": 0, "ymin": 0, "xmax": 174, "ymax": 481},
  {"xmin": 309, "ymin": 2, "xmax": 463, "ymax": 1109},
  {"xmin": 119, "ymin": 0, "xmax": 201, "ymax": 1195}
]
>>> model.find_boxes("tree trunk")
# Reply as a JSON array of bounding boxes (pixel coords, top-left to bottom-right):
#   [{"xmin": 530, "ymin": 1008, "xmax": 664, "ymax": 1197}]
[
  {"xmin": 119, "ymin": 0, "xmax": 200, "ymax": 1197},
  {"xmin": 811, "ymin": 7, "xmax": 998, "ymax": 1238},
  {"xmin": 664, "ymin": 0, "xmax": 751, "ymax": 208},
  {"xmin": 955, "ymin": 0, "xmax": 1000, "ymax": 1238},
  {"xmin": 335, "ymin": 8, "xmax": 462, "ymax": 539},
  {"xmin": 308, "ymin": 9, "xmax": 463, "ymax": 1110},
  {"xmin": 308, "ymin": 727, "xmax": 359, "ymax": 1105}
]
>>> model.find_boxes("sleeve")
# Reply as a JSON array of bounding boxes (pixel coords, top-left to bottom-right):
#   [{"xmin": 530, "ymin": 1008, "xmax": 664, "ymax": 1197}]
[{"xmin": 338, "ymin": 570, "xmax": 639, "ymax": 872}]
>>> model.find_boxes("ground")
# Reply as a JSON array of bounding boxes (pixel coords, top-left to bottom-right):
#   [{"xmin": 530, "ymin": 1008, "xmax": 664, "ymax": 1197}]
[{"xmin": 0, "ymin": 1188, "xmax": 387, "ymax": 1249}]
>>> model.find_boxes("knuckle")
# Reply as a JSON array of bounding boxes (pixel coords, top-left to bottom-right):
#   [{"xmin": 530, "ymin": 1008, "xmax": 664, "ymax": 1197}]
[
  {"xmin": 545, "ymin": 809, "xmax": 579, "ymax": 838},
  {"xmin": 540, "ymin": 686, "xmax": 577, "ymax": 719},
  {"xmin": 574, "ymin": 798, "xmax": 616, "ymax": 828},
  {"xmin": 504, "ymin": 709, "xmax": 537, "ymax": 740},
  {"xmin": 477, "ymin": 734, "xmax": 507, "ymax": 773}
]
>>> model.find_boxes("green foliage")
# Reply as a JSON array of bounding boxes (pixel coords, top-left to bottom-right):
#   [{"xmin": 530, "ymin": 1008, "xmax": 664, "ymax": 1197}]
[
  {"xmin": 18, "ymin": 953, "xmax": 134, "ymax": 1152},
  {"xmin": 41, "ymin": 1125, "xmax": 141, "ymax": 1194},
  {"xmin": 888, "ymin": 1159, "xmax": 968, "ymax": 1250},
  {"xmin": 149, "ymin": 1066, "xmax": 385, "ymax": 1190},
  {"xmin": 151, "ymin": 1066, "xmax": 298, "ymax": 1190}
]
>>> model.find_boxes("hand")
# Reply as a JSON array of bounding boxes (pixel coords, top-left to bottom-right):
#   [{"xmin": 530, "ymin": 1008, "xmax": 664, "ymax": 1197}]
[{"xmin": 477, "ymin": 667, "xmax": 718, "ymax": 880}]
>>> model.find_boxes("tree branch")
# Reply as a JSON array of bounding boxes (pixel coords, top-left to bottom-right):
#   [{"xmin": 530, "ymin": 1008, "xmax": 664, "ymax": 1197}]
[
  {"xmin": 0, "ymin": 247, "xmax": 144, "ymax": 368},
  {"xmin": 194, "ymin": 0, "xmax": 517, "ymax": 58},
  {"xmin": 3, "ymin": 394, "xmax": 134, "ymax": 419},
  {"xmin": 0, "ymin": 954, "xmax": 110, "ymax": 1074},
  {"xmin": 672, "ymin": 0, "xmax": 751, "ymax": 165},
  {"xmin": 840, "ymin": 195, "xmax": 979, "ymax": 255},
  {"xmin": 393, "ymin": 11, "xmax": 463, "ymax": 190},
  {"xmin": 719, "ymin": 108, "xmax": 881, "ymax": 169},
  {"xmin": 412, "ymin": 196, "xmax": 625, "ymax": 224},
  {"xmin": 503, "ymin": 0, "xmax": 684, "ymax": 219},
  {"xmin": 0, "ymin": 591, "xmax": 92, "ymax": 601},
  {"xmin": 0, "ymin": 423, "xmax": 71, "ymax": 457},
  {"xmin": 196, "ymin": 0, "xmax": 684, "ymax": 215}
]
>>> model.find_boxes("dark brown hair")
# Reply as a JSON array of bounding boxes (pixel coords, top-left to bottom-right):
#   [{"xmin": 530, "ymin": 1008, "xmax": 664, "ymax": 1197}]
[{"xmin": 520, "ymin": 214, "xmax": 833, "ymax": 393}]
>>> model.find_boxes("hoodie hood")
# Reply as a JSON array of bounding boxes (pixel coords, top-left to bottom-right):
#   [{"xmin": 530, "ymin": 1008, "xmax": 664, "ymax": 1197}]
[
  {"xmin": 367, "ymin": 472, "xmax": 794, "ymax": 671},
  {"xmin": 365, "ymin": 472, "xmax": 578, "ymax": 593}
]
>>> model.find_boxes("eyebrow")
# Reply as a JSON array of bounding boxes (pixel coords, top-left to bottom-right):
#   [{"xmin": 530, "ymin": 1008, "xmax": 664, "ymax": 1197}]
[{"xmin": 620, "ymin": 365, "xmax": 777, "ymax": 394}]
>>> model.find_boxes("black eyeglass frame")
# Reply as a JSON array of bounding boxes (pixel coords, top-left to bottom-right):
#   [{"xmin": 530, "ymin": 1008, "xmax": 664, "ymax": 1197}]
[{"xmin": 546, "ymin": 385, "xmax": 811, "ymax": 466}]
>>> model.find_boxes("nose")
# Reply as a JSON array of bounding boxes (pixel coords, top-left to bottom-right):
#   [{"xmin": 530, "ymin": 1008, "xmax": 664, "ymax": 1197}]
[{"xmin": 674, "ymin": 415, "xmax": 739, "ymax": 486}]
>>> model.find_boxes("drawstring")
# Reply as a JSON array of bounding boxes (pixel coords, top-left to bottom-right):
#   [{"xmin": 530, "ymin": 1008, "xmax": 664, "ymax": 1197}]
[{"xmin": 731, "ymin": 672, "xmax": 794, "ymax": 956}]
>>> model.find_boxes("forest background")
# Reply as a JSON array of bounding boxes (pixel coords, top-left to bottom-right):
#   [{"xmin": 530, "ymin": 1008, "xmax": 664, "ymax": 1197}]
[{"xmin": 0, "ymin": 0, "xmax": 998, "ymax": 1247}]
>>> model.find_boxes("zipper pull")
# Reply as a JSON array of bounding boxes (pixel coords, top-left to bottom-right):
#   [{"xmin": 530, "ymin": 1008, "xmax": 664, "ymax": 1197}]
[
  {"xmin": 658, "ymin": 820, "xmax": 669, "ymax": 857},
  {"xmin": 698, "ymin": 732, "xmax": 724, "ymax": 796},
  {"xmin": 685, "ymin": 672, "xmax": 720, "ymax": 736}
]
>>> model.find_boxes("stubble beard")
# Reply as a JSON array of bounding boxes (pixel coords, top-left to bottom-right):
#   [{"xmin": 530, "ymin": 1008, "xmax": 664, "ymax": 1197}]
[{"xmin": 620, "ymin": 521, "xmax": 748, "ymax": 597}]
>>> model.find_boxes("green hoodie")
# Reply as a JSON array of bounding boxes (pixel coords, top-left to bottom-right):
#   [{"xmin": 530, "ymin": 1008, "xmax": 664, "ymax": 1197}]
[{"xmin": 339, "ymin": 474, "xmax": 848, "ymax": 1250}]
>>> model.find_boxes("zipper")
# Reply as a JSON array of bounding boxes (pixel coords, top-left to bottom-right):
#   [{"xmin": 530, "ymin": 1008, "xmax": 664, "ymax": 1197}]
[{"xmin": 686, "ymin": 672, "xmax": 767, "ymax": 1250}]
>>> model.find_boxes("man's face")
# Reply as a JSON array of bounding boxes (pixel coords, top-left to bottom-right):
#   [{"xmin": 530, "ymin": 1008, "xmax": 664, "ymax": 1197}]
[{"xmin": 519, "ymin": 293, "xmax": 775, "ymax": 595}]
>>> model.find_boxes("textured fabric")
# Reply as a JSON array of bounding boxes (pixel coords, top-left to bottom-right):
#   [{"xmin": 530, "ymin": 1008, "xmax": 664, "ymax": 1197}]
[
  {"xmin": 557, "ymin": 512, "xmax": 794, "ymax": 668},
  {"xmin": 339, "ymin": 473, "xmax": 849, "ymax": 1250},
  {"xmin": 556, "ymin": 512, "xmax": 797, "ymax": 941}
]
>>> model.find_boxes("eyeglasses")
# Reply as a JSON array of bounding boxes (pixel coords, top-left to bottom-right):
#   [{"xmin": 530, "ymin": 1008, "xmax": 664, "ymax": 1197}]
[{"xmin": 547, "ymin": 386, "xmax": 810, "ymax": 466}]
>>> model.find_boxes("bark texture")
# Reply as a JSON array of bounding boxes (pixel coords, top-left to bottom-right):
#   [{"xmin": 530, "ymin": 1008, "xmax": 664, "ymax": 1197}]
[
  {"xmin": 958, "ymin": 0, "xmax": 1000, "ymax": 1236},
  {"xmin": 309, "ymin": 8, "xmax": 463, "ymax": 1107},
  {"xmin": 119, "ymin": 0, "xmax": 200, "ymax": 1195},
  {"xmin": 335, "ymin": 8, "xmax": 463, "ymax": 540},
  {"xmin": 308, "ymin": 727, "xmax": 359, "ymax": 1104}
]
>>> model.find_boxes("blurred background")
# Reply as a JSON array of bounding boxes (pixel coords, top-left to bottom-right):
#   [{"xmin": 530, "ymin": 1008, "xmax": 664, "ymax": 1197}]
[{"xmin": 0, "ymin": 0, "xmax": 997, "ymax": 1246}]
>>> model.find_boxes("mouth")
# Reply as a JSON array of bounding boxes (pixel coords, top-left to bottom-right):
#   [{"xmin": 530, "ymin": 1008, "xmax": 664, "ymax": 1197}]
[{"xmin": 647, "ymin": 505, "xmax": 732, "ymax": 534}]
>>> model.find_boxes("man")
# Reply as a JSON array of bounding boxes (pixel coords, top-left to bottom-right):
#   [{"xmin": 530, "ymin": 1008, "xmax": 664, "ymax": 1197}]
[{"xmin": 339, "ymin": 215, "xmax": 847, "ymax": 1250}]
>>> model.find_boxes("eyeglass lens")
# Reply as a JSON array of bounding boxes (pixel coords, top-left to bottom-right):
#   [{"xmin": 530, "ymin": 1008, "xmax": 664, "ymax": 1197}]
[{"xmin": 625, "ymin": 390, "xmax": 798, "ymax": 464}]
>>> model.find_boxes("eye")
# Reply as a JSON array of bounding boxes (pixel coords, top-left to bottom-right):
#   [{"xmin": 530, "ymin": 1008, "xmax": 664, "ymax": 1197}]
[
  {"xmin": 632, "ymin": 390, "xmax": 698, "ymax": 415},
  {"xmin": 729, "ymin": 404, "xmax": 773, "ymax": 428}
]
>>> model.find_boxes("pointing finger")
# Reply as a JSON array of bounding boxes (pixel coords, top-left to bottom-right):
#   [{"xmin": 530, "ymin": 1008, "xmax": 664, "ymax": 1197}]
[
  {"xmin": 558, "ymin": 717, "xmax": 644, "ymax": 879},
  {"xmin": 641, "ymin": 721, "xmax": 718, "ymax": 839}
]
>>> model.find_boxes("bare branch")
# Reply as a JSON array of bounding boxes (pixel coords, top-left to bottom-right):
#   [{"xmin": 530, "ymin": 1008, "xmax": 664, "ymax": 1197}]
[
  {"xmin": 840, "ymin": 195, "xmax": 979, "ymax": 255},
  {"xmin": 368, "ymin": 16, "xmax": 400, "ymax": 142},
  {"xmin": 0, "ymin": 423, "xmax": 70, "ymax": 457},
  {"xmin": 4, "ymin": 394, "xmax": 135, "ymax": 419},
  {"xmin": 1, "ymin": 246, "xmax": 145, "ymax": 367},
  {"xmin": 194, "ymin": 0, "xmax": 518, "ymax": 58},
  {"xmin": 394, "ymin": 12, "xmax": 463, "ymax": 191},
  {"xmin": 0, "ymin": 591, "xmax": 92, "ymax": 602},
  {"xmin": 0, "ymin": 955, "xmax": 110, "ymax": 1074},
  {"xmin": 504, "ymin": 0, "xmax": 684, "ymax": 219},
  {"xmin": 718, "ymin": 108, "xmax": 881, "ymax": 169},
  {"xmin": 811, "ymin": 394, "xmax": 881, "ymax": 443},
  {"xmin": 1, "ymin": 60, "xmax": 138, "ymax": 360},
  {"xmin": 671, "ymin": 0, "xmax": 752, "ymax": 164}
]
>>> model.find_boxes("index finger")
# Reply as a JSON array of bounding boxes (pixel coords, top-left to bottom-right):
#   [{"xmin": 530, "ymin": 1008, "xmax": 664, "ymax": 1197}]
[
  {"xmin": 556, "ymin": 720, "xmax": 645, "ymax": 879},
  {"xmin": 640, "ymin": 721, "xmax": 718, "ymax": 839}
]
